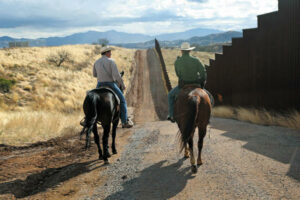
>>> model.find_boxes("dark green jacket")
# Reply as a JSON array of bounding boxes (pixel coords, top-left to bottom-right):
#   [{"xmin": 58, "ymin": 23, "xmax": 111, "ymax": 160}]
[{"xmin": 175, "ymin": 52, "xmax": 207, "ymax": 85}]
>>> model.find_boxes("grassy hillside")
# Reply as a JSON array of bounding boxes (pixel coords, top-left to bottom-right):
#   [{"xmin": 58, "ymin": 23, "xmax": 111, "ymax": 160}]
[{"xmin": 0, "ymin": 45, "xmax": 136, "ymax": 145}]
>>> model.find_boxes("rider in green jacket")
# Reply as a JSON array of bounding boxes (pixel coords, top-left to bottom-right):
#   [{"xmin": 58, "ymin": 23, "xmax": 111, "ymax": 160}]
[{"xmin": 167, "ymin": 42, "xmax": 207, "ymax": 122}]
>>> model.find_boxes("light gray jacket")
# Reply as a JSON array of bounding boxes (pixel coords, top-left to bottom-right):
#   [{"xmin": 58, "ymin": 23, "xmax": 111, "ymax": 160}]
[{"xmin": 93, "ymin": 55, "xmax": 125, "ymax": 89}]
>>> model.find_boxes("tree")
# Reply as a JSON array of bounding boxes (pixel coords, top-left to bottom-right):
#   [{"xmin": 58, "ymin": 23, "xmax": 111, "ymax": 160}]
[
  {"xmin": 98, "ymin": 38, "xmax": 109, "ymax": 46},
  {"xmin": 47, "ymin": 50, "xmax": 72, "ymax": 67}
]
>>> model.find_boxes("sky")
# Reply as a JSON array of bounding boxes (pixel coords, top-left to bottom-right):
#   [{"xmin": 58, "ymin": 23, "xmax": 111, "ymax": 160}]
[{"xmin": 0, "ymin": 0, "xmax": 278, "ymax": 39}]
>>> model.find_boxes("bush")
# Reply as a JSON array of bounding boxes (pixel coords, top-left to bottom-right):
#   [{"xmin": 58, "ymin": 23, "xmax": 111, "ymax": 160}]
[
  {"xmin": 98, "ymin": 38, "xmax": 109, "ymax": 46},
  {"xmin": 47, "ymin": 50, "xmax": 73, "ymax": 67},
  {"xmin": 0, "ymin": 78, "xmax": 16, "ymax": 93},
  {"xmin": 93, "ymin": 45, "xmax": 102, "ymax": 55}
]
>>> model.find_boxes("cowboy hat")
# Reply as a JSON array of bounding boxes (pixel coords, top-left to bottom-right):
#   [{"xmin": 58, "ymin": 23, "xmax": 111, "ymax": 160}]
[
  {"xmin": 180, "ymin": 42, "xmax": 195, "ymax": 51},
  {"xmin": 100, "ymin": 46, "xmax": 115, "ymax": 54}
]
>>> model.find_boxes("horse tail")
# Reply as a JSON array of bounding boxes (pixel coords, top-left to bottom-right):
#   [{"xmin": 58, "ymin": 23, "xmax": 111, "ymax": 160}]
[
  {"xmin": 180, "ymin": 95, "xmax": 199, "ymax": 152},
  {"xmin": 80, "ymin": 92, "xmax": 99, "ymax": 141}
]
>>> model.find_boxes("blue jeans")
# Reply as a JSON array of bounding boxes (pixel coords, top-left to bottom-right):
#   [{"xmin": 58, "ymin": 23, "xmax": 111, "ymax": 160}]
[
  {"xmin": 96, "ymin": 82, "xmax": 128, "ymax": 124},
  {"xmin": 168, "ymin": 86, "xmax": 180, "ymax": 118}
]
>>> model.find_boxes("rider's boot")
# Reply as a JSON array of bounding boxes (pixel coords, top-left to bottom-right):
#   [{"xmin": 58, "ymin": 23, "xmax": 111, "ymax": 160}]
[
  {"xmin": 122, "ymin": 118, "xmax": 134, "ymax": 128},
  {"xmin": 167, "ymin": 115, "xmax": 175, "ymax": 123}
]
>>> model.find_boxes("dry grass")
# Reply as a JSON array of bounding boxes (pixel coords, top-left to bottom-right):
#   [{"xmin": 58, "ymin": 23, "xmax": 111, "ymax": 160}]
[
  {"xmin": 0, "ymin": 111, "xmax": 82, "ymax": 146},
  {"xmin": 0, "ymin": 45, "xmax": 135, "ymax": 112},
  {"xmin": 0, "ymin": 45, "xmax": 136, "ymax": 145},
  {"xmin": 161, "ymin": 48, "xmax": 215, "ymax": 87},
  {"xmin": 213, "ymin": 106, "xmax": 300, "ymax": 130}
]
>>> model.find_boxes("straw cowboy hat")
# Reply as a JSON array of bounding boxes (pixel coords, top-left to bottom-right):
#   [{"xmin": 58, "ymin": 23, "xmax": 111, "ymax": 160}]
[
  {"xmin": 180, "ymin": 42, "xmax": 195, "ymax": 51},
  {"xmin": 100, "ymin": 46, "xmax": 115, "ymax": 54}
]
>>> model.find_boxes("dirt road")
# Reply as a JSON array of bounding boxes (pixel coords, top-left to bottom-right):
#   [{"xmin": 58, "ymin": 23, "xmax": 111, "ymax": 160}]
[{"xmin": 0, "ymin": 49, "xmax": 299, "ymax": 200}]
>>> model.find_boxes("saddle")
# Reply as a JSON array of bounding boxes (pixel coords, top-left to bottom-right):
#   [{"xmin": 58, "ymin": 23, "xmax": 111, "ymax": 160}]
[
  {"xmin": 176, "ymin": 85, "xmax": 214, "ymax": 107},
  {"xmin": 94, "ymin": 86, "xmax": 120, "ymax": 105}
]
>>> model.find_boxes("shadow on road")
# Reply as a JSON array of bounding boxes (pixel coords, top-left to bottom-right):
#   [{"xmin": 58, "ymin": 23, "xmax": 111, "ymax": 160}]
[
  {"xmin": 105, "ymin": 158, "xmax": 195, "ymax": 200},
  {"xmin": 0, "ymin": 159, "xmax": 101, "ymax": 198},
  {"xmin": 211, "ymin": 118, "xmax": 300, "ymax": 181}
]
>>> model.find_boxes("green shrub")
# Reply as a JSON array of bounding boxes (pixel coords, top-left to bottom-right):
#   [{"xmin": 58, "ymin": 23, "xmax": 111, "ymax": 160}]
[{"xmin": 0, "ymin": 78, "xmax": 16, "ymax": 93}]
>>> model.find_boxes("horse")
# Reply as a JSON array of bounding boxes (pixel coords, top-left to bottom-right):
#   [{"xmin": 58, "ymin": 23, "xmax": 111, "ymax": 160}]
[
  {"xmin": 174, "ymin": 84, "xmax": 212, "ymax": 173},
  {"xmin": 79, "ymin": 72, "xmax": 124, "ymax": 164}
]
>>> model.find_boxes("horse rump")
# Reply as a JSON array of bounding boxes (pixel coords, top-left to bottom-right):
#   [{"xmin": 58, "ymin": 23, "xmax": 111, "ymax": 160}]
[
  {"xmin": 174, "ymin": 86, "xmax": 211, "ymax": 173},
  {"xmin": 177, "ymin": 95, "xmax": 199, "ymax": 152}
]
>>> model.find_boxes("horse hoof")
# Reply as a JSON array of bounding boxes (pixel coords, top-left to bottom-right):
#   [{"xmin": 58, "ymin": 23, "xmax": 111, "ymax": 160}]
[
  {"xmin": 106, "ymin": 153, "xmax": 111, "ymax": 158},
  {"xmin": 112, "ymin": 149, "xmax": 117, "ymax": 154},
  {"xmin": 197, "ymin": 160, "xmax": 203, "ymax": 166},
  {"xmin": 191, "ymin": 165, "xmax": 197, "ymax": 173},
  {"xmin": 99, "ymin": 156, "xmax": 103, "ymax": 160},
  {"xmin": 184, "ymin": 155, "xmax": 189, "ymax": 159},
  {"xmin": 104, "ymin": 160, "xmax": 109, "ymax": 165}
]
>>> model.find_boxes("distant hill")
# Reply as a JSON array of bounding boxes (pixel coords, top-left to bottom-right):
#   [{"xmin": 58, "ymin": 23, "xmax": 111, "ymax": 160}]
[
  {"xmin": 188, "ymin": 31, "xmax": 242, "ymax": 45},
  {"xmin": 0, "ymin": 36, "xmax": 14, "ymax": 48},
  {"xmin": 119, "ymin": 31, "xmax": 242, "ymax": 51},
  {"xmin": 155, "ymin": 28, "xmax": 222, "ymax": 41},
  {"xmin": 0, "ymin": 37, "xmax": 47, "ymax": 48},
  {"xmin": 0, "ymin": 30, "xmax": 152, "ymax": 47},
  {"xmin": 0, "ymin": 28, "xmax": 223, "ymax": 48},
  {"xmin": 0, "ymin": 36, "xmax": 14, "ymax": 42},
  {"xmin": 41, "ymin": 30, "xmax": 153, "ymax": 46},
  {"xmin": 194, "ymin": 43, "xmax": 231, "ymax": 53}
]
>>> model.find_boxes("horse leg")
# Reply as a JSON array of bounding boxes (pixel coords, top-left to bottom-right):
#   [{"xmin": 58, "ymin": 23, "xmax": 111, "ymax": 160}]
[
  {"xmin": 188, "ymin": 138, "xmax": 197, "ymax": 173},
  {"xmin": 85, "ymin": 127, "xmax": 92, "ymax": 149},
  {"xmin": 93, "ymin": 125, "xmax": 103, "ymax": 160},
  {"xmin": 197, "ymin": 127, "xmax": 207, "ymax": 166},
  {"xmin": 184, "ymin": 143, "xmax": 189, "ymax": 158},
  {"xmin": 102, "ymin": 124, "xmax": 111, "ymax": 164},
  {"xmin": 111, "ymin": 119, "xmax": 119, "ymax": 154}
]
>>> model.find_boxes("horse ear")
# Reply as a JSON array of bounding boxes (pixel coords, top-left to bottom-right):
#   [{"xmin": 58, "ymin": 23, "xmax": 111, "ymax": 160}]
[{"xmin": 120, "ymin": 71, "xmax": 124, "ymax": 77}]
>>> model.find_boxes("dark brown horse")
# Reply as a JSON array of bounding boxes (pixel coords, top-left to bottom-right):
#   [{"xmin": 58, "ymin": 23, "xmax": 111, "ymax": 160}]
[
  {"xmin": 80, "ymin": 88, "xmax": 120, "ymax": 164},
  {"xmin": 174, "ymin": 85, "xmax": 211, "ymax": 173},
  {"xmin": 79, "ymin": 72, "xmax": 124, "ymax": 164}
]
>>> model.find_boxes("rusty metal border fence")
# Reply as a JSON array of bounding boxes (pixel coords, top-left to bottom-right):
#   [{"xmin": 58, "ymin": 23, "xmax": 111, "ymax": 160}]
[
  {"xmin": 154, "ymin": 39, "xmax": 172, "ymax": 92},
  {"xmin": 206, "ymin": 0, "xmax": 300, "ymax": 111}
]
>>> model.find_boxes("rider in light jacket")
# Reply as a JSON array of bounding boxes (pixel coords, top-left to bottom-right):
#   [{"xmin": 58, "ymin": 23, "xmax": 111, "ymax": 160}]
[{"xmin": 93, "ymin": 46, "xmax": 133, "ymax": 128}]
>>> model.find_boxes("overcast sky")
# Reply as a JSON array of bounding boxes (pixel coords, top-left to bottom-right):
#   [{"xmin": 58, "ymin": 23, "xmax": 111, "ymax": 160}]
[{"xmin": 0, "ymin": 0, "xmax": 278, "ymax": 39}]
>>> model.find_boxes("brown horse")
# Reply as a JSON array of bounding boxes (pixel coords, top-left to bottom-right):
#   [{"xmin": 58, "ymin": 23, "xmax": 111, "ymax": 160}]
[{"xmin": 174, "ymin": 85, "xmax": 211, "ymax": 173}]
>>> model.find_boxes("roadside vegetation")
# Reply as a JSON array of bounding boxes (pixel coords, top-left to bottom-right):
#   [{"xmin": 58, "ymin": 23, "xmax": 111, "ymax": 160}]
[
  {"xmin": 0, "ymin": 45, "xmax": 136, "ymax": 145},
  {"xmin": 0, "ymin": 77, "xmax": 16, "ymax": 93},
  {"xmin": 212, "ymin": 106, "xmax": 300, "ymax": 130}
]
